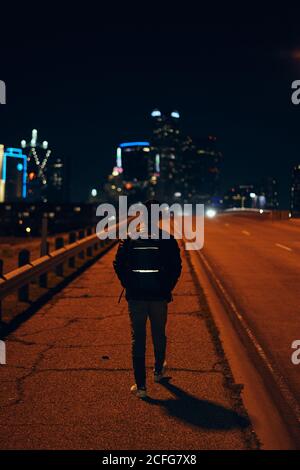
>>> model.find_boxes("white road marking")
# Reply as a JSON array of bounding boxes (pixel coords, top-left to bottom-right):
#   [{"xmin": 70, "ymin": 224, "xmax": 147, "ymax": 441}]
[
  {"xmin": 242, "ymin": 230, "xmax": 251, "ymax": 236},
  {"xmin": 275, "ymin": 243, "xmax": 292, "ymax": 252}
]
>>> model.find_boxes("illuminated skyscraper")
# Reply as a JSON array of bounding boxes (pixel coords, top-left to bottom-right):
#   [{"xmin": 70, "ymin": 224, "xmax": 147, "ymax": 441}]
[
  {"xmin": 150, "ymin": 109, "xmax": 183, "ymax": 202},
  {"xmin": 105, "ymin": 142, "xmax": 151, "ymax": 203},
  {"xmin": 46, "ymin": 156, "xmax": 68, "ymax": 202},
  {"xmin": 0, "ymin": 147, "xmax": 27, "ymax": 202},
  {"xmin": 150, "ymin": 110, "xmax": 223, "ymax": 204},
  {"xmin": 184, "ymin": 135, "xmax": 222, "ymax": 204},
  {"xmin": 21, "ymin": 129, "xmax": 51, "ymax": 202},
  {"xmin": 118, "ymin": 142, "xmax": 151, "ymax": 182}
]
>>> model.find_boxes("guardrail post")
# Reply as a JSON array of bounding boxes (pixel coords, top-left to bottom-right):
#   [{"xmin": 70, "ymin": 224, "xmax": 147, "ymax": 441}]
[
  {"xmin": 78, "ymin": 230, "xmax": 85, "ymax": 259},
  {"xmin": 86, "ymin": 228, "xmax": 93, "ymax": 257},
  {"xmin": 18, "ymin": 249, "xmax": 30, "ymax": 302},
  {"xmin": 78, "ymin": 230, "xmax": 85, "ymax": 239},
  {"xmin": 39, "ymin": 242, "xmax": 49, "ymax": 288},
  {"xmin": 55, "ymin": 237, "xmax": 64, "ymax": 276},
  {"xmin": 40, "ymin": 216, "xmax": 48, "ymax": 256},
  {"xmin": 87, "ymin": 245, "xmax": 93, "ymax": 257},
  {"xmin": 0, "ymin": 259, "xmax": 3, "ymax": 321},
  {"xmin": 68, "ymin": 232, "xmax": 76, "ymax": 268}
]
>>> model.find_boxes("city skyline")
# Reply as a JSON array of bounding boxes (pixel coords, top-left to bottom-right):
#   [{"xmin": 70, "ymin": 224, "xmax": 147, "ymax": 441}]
[
  {"xmin": 0, "ymin": 106, "xmax": 298, "ymax": 210},
  {"xmin": 1, "ymin": 12, "xmax": 300, "ymax": 207}
]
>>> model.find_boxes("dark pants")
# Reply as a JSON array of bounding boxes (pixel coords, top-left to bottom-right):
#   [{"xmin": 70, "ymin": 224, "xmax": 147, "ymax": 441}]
[{"xmin": 128, "ymin": 300, "xmax": 168, "ymax": 389}]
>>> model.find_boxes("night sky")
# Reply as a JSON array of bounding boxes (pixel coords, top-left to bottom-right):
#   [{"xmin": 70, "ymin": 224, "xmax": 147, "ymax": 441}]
[{"xmin": 1, "ymin": 7, "xmax": 300, "ymax": 207}]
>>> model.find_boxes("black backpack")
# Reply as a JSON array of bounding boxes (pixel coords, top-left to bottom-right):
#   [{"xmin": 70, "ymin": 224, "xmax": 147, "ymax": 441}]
[{"xmin": 125, "ymin": 238, "xmax": 164, "ymax": 295}]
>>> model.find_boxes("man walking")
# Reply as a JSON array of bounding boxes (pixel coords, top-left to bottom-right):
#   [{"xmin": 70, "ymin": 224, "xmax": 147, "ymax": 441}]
[{"xmin": 113, "ymin": 201, "xmax": 182, "ymax": 398}]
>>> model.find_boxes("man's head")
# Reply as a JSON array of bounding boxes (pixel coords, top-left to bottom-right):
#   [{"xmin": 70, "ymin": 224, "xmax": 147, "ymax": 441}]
[
  {"xmin": 142, "ymin": 199, "xmax": 161, "ymax": 233},
  {"xmin": 144, "ymin": 199, "xmax": 160, "ymax": 212}
]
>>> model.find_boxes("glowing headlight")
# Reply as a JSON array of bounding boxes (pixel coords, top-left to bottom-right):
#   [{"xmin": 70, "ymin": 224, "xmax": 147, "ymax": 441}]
[{"xmin": 206, "ymin": 208, "xmax": 217, "ymax": 218}]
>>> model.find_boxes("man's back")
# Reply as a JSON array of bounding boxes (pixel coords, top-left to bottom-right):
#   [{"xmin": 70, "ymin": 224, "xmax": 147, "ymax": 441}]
[{"xmin": 113, "ymin": 230, "xmax": 182, "ymax": 302}]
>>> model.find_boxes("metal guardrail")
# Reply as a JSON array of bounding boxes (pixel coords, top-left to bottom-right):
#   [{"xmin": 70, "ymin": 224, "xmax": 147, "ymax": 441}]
[
  {"xmin": 0, "ymin": 221, "xmax": 125, "ymax": 322},
  {"xmin": 223, "ymin": 208, "xmax": 291, "ymax": 220},
  {"xmin": 224, "ymin": 208, "xmax": 271, "ymax": 213}
]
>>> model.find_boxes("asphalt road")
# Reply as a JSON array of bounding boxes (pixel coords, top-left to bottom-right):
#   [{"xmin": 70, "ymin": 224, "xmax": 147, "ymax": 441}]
[
  {"xmin": 202, "ymin": 214, "xmax": 300, "ymax": 405},
  {"xmin": 0, "ymin": 244, "xmax": 255, "ymax": 450}
]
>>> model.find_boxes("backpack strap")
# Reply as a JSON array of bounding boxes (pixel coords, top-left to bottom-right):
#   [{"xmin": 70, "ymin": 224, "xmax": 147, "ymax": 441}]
[{"xmin": 118, "ymin": 288, "xmax": 125, "ymax": 303}]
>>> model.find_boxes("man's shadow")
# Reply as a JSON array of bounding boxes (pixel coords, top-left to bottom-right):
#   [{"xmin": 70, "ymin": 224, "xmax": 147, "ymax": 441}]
[{"xmin": 144, "ymin": 377, "xmax": 249, "ymax": 430}]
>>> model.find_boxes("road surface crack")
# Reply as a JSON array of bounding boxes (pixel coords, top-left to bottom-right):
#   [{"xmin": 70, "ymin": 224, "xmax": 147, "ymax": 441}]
[{"xmin": 6, "ymin": 343, "xmax": 56, "ymax": 408}]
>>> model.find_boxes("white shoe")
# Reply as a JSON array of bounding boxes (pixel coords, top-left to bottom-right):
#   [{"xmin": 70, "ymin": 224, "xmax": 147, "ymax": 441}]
[
  {"xmin": 154, "ymin": 361, "xmax": 167, "ymax": 383},
  {"xmin": 130, "ymin": 384, "xmax": 147, "ymax": 398}
]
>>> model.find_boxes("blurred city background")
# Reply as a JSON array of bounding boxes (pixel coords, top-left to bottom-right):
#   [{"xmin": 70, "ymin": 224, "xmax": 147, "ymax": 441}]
[{"xmin": 0, "ymin": 106, "xmax": 299, "ymax": 238}]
